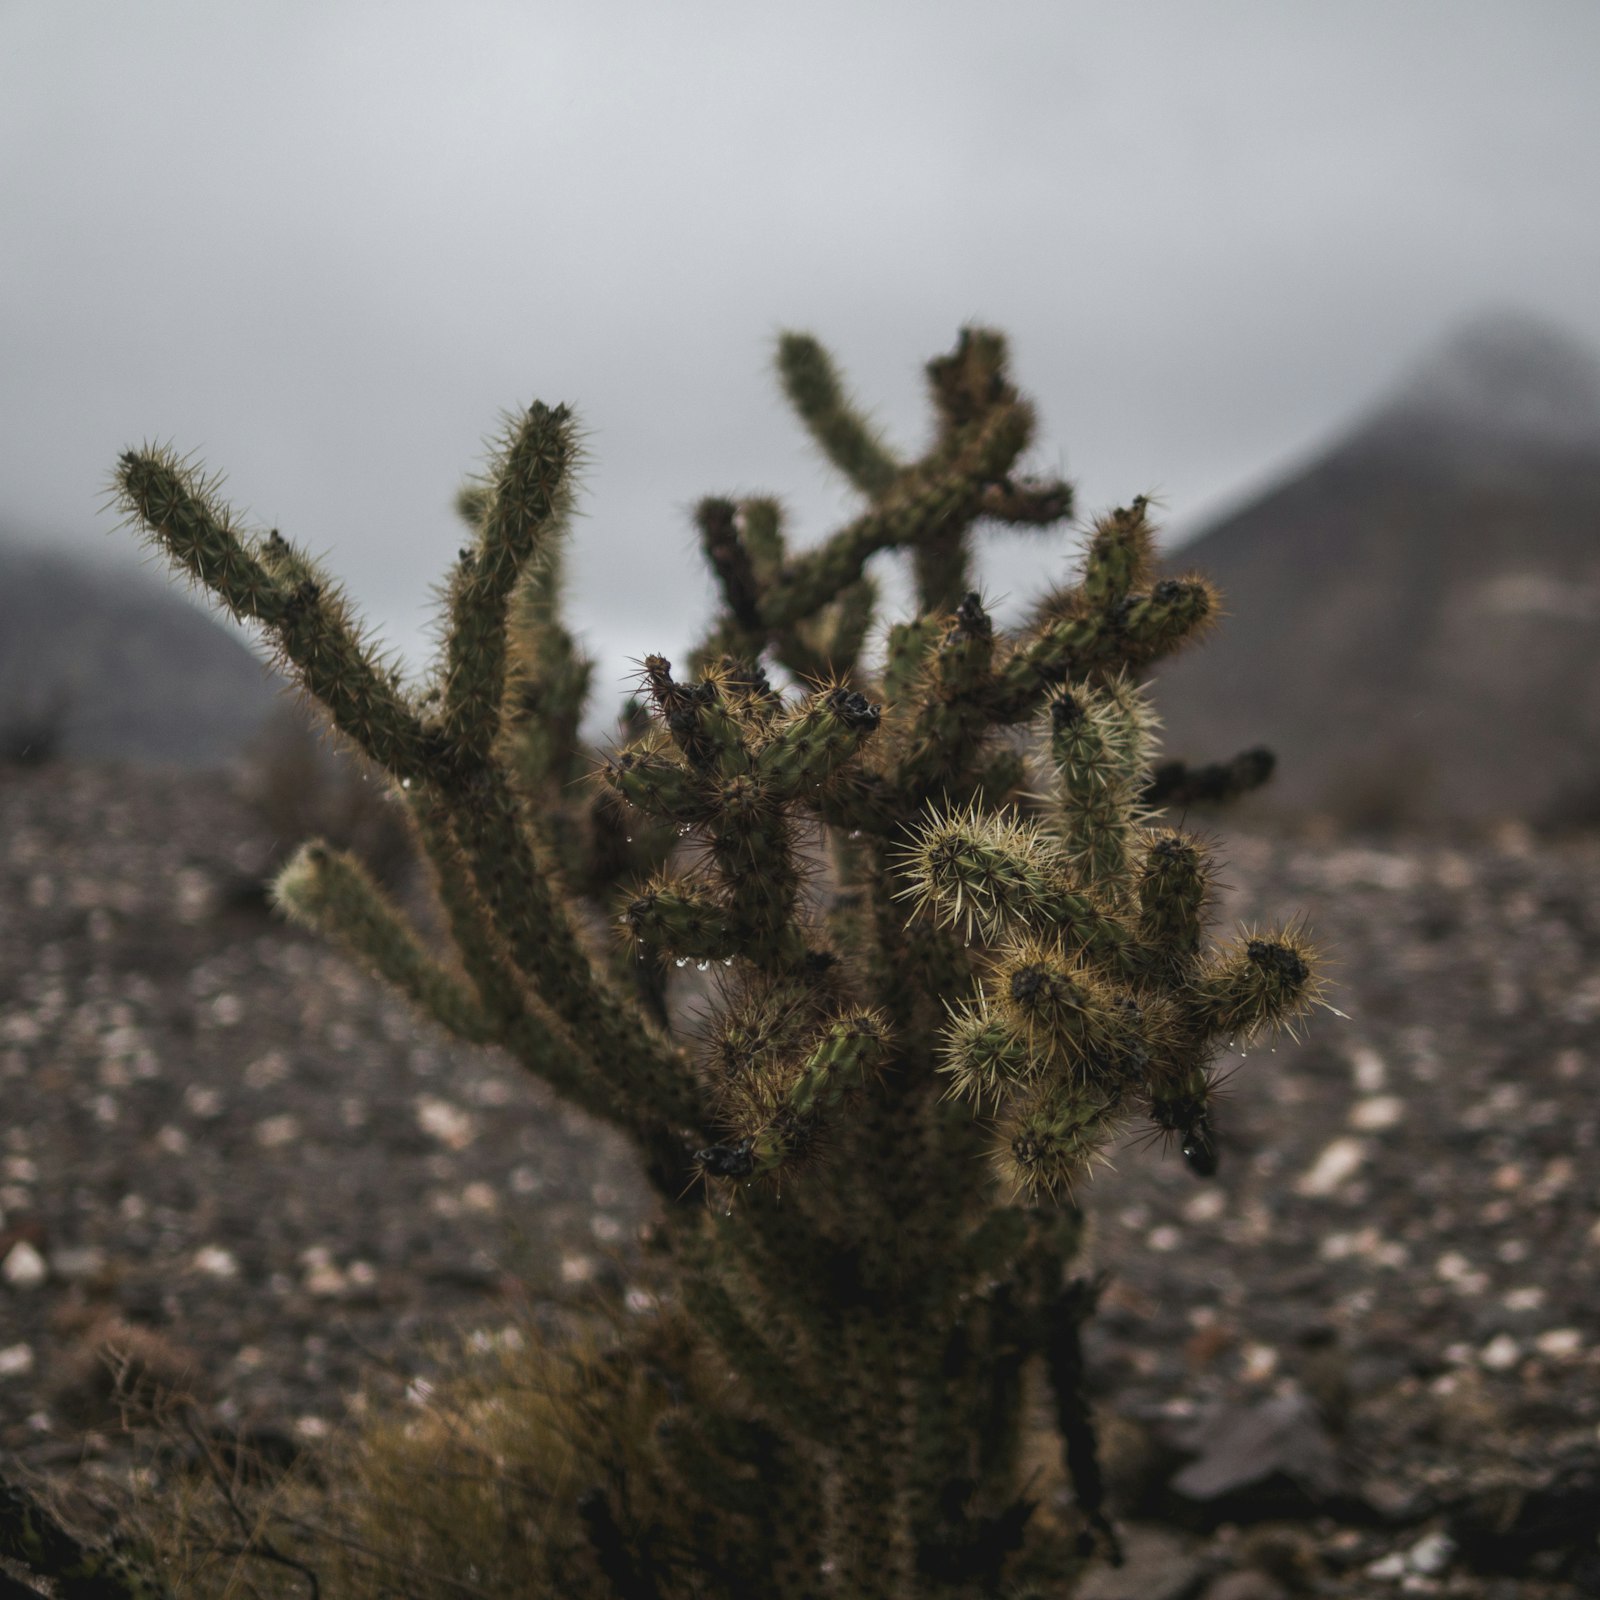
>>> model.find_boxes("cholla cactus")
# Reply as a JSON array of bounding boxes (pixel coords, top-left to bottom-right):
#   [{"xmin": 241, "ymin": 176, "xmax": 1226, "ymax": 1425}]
[{"xmin": 112, "ymin": 329, "xmax": 1318, "ymax": 1598}]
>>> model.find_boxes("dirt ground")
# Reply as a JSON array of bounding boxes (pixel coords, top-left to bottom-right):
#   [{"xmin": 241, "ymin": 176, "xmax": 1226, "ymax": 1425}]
[{"xmin": 2, "ymin": 761, "xmax": 1597, "ymax": 1597}]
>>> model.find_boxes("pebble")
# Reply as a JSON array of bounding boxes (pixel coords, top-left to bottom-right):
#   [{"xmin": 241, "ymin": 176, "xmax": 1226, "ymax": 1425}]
[
  {"xmin": 1349, "ymin": 1095, "xmax": 1405, "ymax": 1131},
  {"xmin": 1479, "ymin": 1334, "xmax": 1521, "ymax": 1371},
  {"xmin": 255, "ymin": 1113, "xmax": 301, "ymax": 1148},
  {"xmin": 193, "ymin": 1245, "xmax": 240, "ymax": 1279},
  {"xmin": 1406, "ymin": 1531, "xmax": 1455, "ymax": 1575},
  {"xmin": 415, "ymin": 1096, "xmax": 476, "ymax": 1150},
  {"xmin": 1296, "ymin": 1137, "xmax": 1368, "ymax": 1196},
  {"xmin": 1534, "ymin": 1327, "xmax": 1583, "ymax": 1359},
  {"xmin": 0, "ymin": 1343, "xmax": 35, "ymax": 1378},
  {"xmin": 2, "ymin": 1240, "xmax": 47, "ymax": 1289}
]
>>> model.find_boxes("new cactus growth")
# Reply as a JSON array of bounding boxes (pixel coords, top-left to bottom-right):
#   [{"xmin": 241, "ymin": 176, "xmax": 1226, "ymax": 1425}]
[{"xmin": 111, "ymin": 328, "xmax": 1318, "ymax": 1598}]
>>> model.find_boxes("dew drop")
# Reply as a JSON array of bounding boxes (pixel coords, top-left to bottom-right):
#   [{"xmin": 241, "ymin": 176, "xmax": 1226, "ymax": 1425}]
[
  {"xmin": 722, "ymin": 956, "xmax": 734, "ymax": 966},
  {"xmin": 674, "ymin": 957, "xmax": 688, "ymax": 968},
  {"xmin": 696, "ymin": 960, "xmax": 710, "ymax": 972},
  {"xmin": 625, "ymin": 835, "xmax": 633, "ymax": 843},
  {"xmin": 678, "ymin": 824, "xmax": 691, "ymax": 836},
  {"xmin": 848, "ymin": 829, "xmax": 862, "ymax": 840},
  {"xmin": 400, "ymin": 777, "xmax": 412, "ymax": 790}
]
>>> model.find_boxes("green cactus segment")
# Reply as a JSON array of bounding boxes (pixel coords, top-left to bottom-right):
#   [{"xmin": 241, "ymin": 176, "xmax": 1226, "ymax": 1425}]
[
  {"xmin": 939, "ymin": 1001, "xmax": 1033, "ymax": 1103},
  {"xmin": 699, "ymin": 1011, "xmax": 891, "ymax": 1182},
  {"xmin": 604, "ymin": 742, "xmax": 710, "ymax": 822},
  {"xmin": 115, "ymin": 325, "xmax": 1321, "ymax": 1597},
  {"xmin": 776, "ymin": 331, "xmax": 903, "ymax": 498},
  {"xmin": 761, "ymin": 400, "xmax": 1032, "ymax": 631},
  {"xmin": 274, "ymin": 841, "xmax": 495, "ymax": 1043},
  {"xmin": 1137, "ymin": 831, "xmax": 1211, "ymax": 967},
  {"xmin": 115, "ymin": 450, "xmax": 432, "ymax": 779},
  {"xmin": 998, "ymin": 1078, "xmax": 1125, "ymax": 1201},
  {"xmin": 755, "ymin": 685, "xmax": 882, "ymax": 796},
  {"xmin": 441, "ymin": 401, "xmax": 577, "ymax": 766},
  {"xmin": 623, "ymin": 881, "xmax": 739, "ymax": 961},
  {"xmin": 1186, "ymin": 930, "xmax": 1319, "ymax": 1042},
  {"xmin": 1048, "ymin": 685, "xmax": 1142, "ymax": 889},
  {"xmin": 1080, "ymin": 497, "xmax": 1156, "ymax": 609},
  {"xmin": 992, "ymin": 942, "xmax": 1120, "ymax": 1075}
]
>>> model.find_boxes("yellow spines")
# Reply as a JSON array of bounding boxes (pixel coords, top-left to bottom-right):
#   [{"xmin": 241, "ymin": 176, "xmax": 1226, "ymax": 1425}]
[
  {"xmin": 898, "ymin": 803, "xmax": 1065, "ymax": 944},
  {"xmin": 1080, "ymin": 497, "xmax": 1157, "ymax": 611},
  {"xmin": 1136, "ymin": 830, "xmax": 1213, "ymax": 969},
  {"xmin": 1185, "ymin": 926, "xmax": 1320, "ymax": 1044},
  {"xmin": 697, "ymin": 1007, "xmax": 892, "ymax": 1184},
  {"xmin": 938, "ymin": 998, "xmax": 1033, "ymax": 1105},
  {"xmin": 996, "ymin": 1078, "xmax": 1126, "ymax": 1202},
  {"xmin": 990, "ymin": 938, "xmax": 1119, "ymax": 1078},
  {"xmin": 1046, "ymin": 684, "xmax": 1145, "ymax": 892}
]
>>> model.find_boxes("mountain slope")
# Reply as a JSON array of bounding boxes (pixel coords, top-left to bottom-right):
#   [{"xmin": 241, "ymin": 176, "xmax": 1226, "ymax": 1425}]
[
  {"xmin": 1152, "ymin": 312, "xmax": 1600, "ymax": 827},
  {"xmin": 0, "ymin": 538, "xmax": 286, "ymax": 766}
]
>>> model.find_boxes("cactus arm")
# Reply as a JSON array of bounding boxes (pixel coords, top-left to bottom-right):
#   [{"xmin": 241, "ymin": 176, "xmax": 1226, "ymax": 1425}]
[
  {"xmin": 759, "ymin": 400, "xmax": 1033, "ymax": 631},
  {"xmin": 1142, "ymin": 746, "xmax": 1276, "ymax": 808},
  {"xmin": 441, "ymin": 402, "xmax": 577, "ymax": 767},
  {"xmin": 776, "ymin": 331, "xmax": 902, "ymax": 498},
  {"xmin": 116, "ymin": 449, "xmax": 434, "ymax": 779},
  {"xmin": 446, "ymin": 764, "xmax": 702, "ymax": 1131},
  {"xmin": 272, "ymin": 842, "xmax": 501, "ymax": 1045}
]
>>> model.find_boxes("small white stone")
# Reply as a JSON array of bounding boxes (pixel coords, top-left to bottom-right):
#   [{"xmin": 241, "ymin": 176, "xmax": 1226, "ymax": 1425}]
[
  {"xmin": 1296, "ymin": 1136, "xmax": 1369, "ymax": 1196},
  {"xmin": 1349, "ymin": 1044, "xmax": 1388, "ymax": 1093},
  {"xmin": 1479, "ymin": 1334, "xmax": 1521, "ymax": 1371},
  {"xmin": 1350, "ymin": 1095, "xmax": 1405, "ymax": 1131},
  {"xmin": 560, "ymin": 1254, "xmax": 595, "ymax": 1284},
  {"xmin": 193, "ymin": 1245, "xmax": 239, "ymax": 1279},
  {"xmin": 1502, "ymin": 1286, "xmax": 1545, "ymax": 1313},
  {"xmin": 2, "ymin": 1241, "xmax": 47, "ymax": 1289},
  {"xmin": 0, "ymin": 1343, "xmax": 35, "ymax": 1377},
  {"xmin": 1183, "ymin": 1189, "xmax": 1226, "ymax": 1224},
  {"xmin": 1406, "ymin": 1531, "xmax": 1455, "ymax": 1575},
  {"xmin": 184, "ymin": 1085, "xmax": 224, "ymax": 1119},
  {"xmin": 1240, "ymin": 1343, "xmax": 1279, "ymax": 1382},
  {"xmin": 1535, "ymin": 1327, "xmax": 1583, "ymax": 1359},
  {"xmin": 155, "ymin": 1125, "xmax": 189, "ymax": 1155},
  {"xmin": 255, "ymin": 1114, "xmax": 300, "ymax": 1149},
  {"xmin": 415, "ymin": 1096, "xmax": 476, "ymax": 1151}
]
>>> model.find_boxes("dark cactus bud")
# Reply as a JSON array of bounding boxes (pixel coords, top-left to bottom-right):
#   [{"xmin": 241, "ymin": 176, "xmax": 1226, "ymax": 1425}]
[
  {"xmin": 1051, "ymin": 693, "xmax": 1085, "ymax": 732},
  {"xmin": 825, "ymin": 687, "xmax": 880, "ymax": 732}
]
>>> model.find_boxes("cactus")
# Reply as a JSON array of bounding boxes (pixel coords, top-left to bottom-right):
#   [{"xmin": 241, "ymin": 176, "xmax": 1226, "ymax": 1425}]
[{"xmin": 111, "ymin": 328, "xmax": 1319, "ymax": 1598}]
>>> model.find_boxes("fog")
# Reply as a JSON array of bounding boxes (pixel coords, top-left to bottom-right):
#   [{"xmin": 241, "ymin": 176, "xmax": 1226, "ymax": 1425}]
[{"xmin": 4, "ymin": 1, "xmax": 1597, "ymax": 698}]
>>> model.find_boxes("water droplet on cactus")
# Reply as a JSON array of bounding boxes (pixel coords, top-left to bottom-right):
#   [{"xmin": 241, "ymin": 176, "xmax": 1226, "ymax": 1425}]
[
  {"xmin": 625, "ymin": 835, "xmax": 633, "ymax": 843},
  {"xmin": 674, "ymin": 957, "xmax": 688, "ymax": 968},
  {"xmin": 678, "ymin": 824, "xmax": 691, "ymax": 836}
]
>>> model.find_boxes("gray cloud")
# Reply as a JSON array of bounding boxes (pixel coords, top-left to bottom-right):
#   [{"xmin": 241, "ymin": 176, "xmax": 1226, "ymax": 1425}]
[{"xmin": 4, "ymin": 0, "xmax": 1598, "ymax": 703}]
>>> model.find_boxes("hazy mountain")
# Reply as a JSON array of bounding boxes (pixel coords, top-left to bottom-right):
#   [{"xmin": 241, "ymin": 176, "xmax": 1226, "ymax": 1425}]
[
  {"xmin": 1152, "ymin": 312, "xmax": 1600, "ymax": 828},
  {"xmin": 0, "ymin": 538, "xmax": 286, "ymax": 766}
]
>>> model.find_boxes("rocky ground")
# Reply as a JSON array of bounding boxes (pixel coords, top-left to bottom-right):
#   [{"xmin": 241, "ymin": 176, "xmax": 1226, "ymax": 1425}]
[{"xmin": 1, "ymin": 761, "xmax": 1597, "ymax": 1597}]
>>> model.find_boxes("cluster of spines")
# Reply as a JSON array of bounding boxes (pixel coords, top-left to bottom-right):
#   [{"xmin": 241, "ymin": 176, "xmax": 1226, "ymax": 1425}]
[{"xmin": 914, "ymin": 798, "xmax": 1319, "ymax": 1197}]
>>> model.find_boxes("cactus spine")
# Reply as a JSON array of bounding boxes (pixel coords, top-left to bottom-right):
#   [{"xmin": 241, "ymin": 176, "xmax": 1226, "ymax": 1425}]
[{"xmin": 114, "ymin": 328, "xmax": 1316, "ymax": 1598}]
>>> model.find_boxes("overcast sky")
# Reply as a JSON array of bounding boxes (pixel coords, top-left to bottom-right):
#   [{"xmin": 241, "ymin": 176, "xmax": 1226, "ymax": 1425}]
[{"xmin": 4, "ymin": 1, "xmax": 1599, "ymax": 700}]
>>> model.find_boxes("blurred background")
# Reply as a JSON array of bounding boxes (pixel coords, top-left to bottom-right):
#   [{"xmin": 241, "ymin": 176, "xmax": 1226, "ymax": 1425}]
[{"xmin": 4, "ymin": 0, "xmax": 1599, "ymax": 824}]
